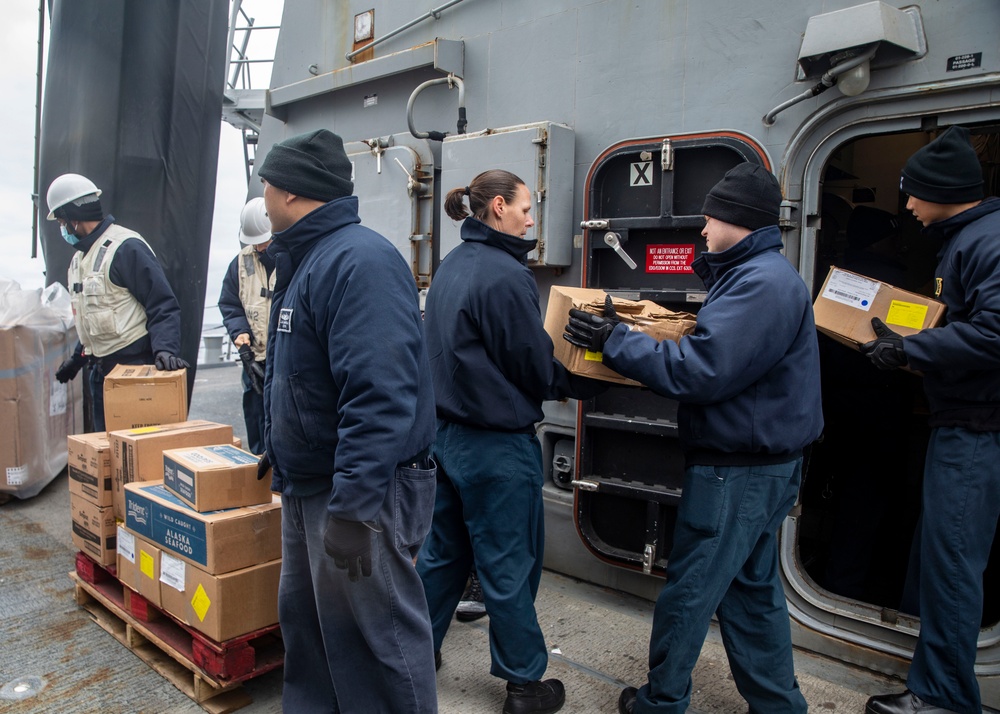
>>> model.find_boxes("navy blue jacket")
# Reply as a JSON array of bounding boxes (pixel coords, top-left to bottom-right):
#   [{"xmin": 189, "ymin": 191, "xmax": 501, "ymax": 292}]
[
  {"xmin": 602, "ymin": 225, "xmax": 823, "ymax": 462},
  {"xmin": 71, "ymin": 215, "xmax": 182, "ymax": 364},
  {"xmin": 425, "ymin": 217, "xmax": 604, "ymax": 432},
  {"xmin": 262, "ymin": 196, "xmax": 435, "ymax": 522},
  {"xmin": 904, "ymin": 197, "xmax": 1000, "ymax": 427}
]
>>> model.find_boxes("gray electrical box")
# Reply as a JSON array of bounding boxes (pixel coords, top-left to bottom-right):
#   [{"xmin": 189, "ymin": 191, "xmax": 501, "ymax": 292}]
[
  {"xmin": 440, "ymin": 122, "xmax": 575, "ymax": 267},
  {"xmin": 344, "ymin": 134, "xmax": 435, "ymax": 287}
]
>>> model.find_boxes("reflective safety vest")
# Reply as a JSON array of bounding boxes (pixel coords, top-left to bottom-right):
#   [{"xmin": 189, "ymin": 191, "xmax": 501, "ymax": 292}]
[
  {"xmin": 68, "ymin": 224, "xmax": 150, "ymax": 358},
  {"xmin": 237, "ymin": 244, "xmax": 275, "ymax": 362}
]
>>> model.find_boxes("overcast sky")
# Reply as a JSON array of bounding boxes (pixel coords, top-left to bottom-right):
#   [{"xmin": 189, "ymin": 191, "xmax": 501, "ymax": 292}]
[{"xmin": 0, "ymin": 1, "xmax": 282, "ymax": 335}]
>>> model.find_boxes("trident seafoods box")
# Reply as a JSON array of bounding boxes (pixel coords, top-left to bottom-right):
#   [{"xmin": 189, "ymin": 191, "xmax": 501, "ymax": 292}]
[
  {"xmin": 67, "ymin": 431, "xmax": 112, "ymax": 507},
  {"xmin": 162, "ymin": 444, "xmax": 270, "ymax": 512},
  {"xmin": 109, "ymin": 420, "xmax": 234, "ymax": 521},
  {"xmin": 116, "ymin": 527, "xmax": 162, "ymax": 607},
  {"xmin": 71, "ymin": 493, "xmax": 117, "ymax": 566},
  {"xmin": 124, "ymin": 481, "xmax": 281, "ymax": 574}
]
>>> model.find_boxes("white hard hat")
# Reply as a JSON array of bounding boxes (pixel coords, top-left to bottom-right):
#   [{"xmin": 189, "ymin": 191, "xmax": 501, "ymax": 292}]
[
  {"xmin": 46, "ymin": 173, "xmax": 102, "ymax": 221},
  {"xmin": 239, "ymin": 197, "xmax": 271, "ymax": 245}
]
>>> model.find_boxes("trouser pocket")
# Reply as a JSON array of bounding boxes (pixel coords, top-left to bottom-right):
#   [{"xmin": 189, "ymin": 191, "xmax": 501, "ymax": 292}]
[{"xmin": 394, "ymin": 459, "xmax": 437, "ymax": 551}]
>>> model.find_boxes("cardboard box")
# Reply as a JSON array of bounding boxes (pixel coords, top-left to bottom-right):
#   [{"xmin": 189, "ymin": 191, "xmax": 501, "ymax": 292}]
[
  {"xmin": 102, "ymin": 365, "xmax": 188, "ymax": 432},
  {"xmin": 0, "ymin": 323, "xmax": 83, "ymax": 499},
  {"xmin": 124, "ymin": 481, "xmax": 281, "ymax": 574},
  {"xmin": 162, "ymin": 444, "xmax": 270, "ymax": 512},
  {"xmin": 116, "ymin": 527, "xmax": 162, "ymax": 606},
  {"xmin": 70, "ymin": 493, "xmax": 116, "ymax": 566},
  {"xmin": 543, "ymin": 286, "xmax": 697, "ymax": 386},
  {"xmin": 67, "ymin": 432, "xmax": 112, "ymax": 507},
  {"xmin": 110, "ymin": 420, "xmax": 234, "ymax": 521},
  {"xmin": 232, "ymin": 436, "xmax": 242, "ymax": 449},
  {"xmin": 813, "ymin": 267, "xmax": 946, "ymax": 349},
  {"xmin": 159, "ymin": 552, "xmax": 280, "ymax": 641}
]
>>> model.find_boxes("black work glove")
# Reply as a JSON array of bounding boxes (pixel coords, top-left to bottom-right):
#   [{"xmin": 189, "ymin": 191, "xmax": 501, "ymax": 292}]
[
  {"xmin": 56, "ymin": 349, "xmax": 88, "ymax": 383},
  {"xmin": 154, "ymin": 351, "xmax": 190, "ymax": 371},
  {"xmin": 257, "ymin": 451, "xmax": 271, "ymax": 480},
  {"xmin": 238, "ymin": 344, "xmax": 265, "ymax": 395},
  {"xmin": 563, "ymin": 295, "xmax": 621, "ymax": 352},
  {"xmin": 861, "ymin": 317, "xmax": 908, "ymax": 370},
  {"xmin": 324, "ymin": 516, "xmax": 378, "ymax": 582}
]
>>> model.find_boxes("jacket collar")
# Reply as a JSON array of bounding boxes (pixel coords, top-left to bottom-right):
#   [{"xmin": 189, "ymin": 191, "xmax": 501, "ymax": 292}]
[
  {"xmin": 692, "ymin": 224, "xmax": 784, "ymax": 289},
  {"xmin": 460, "ymin": 217, "xmax": 537, "ymax": 264},
  {"xmin": 74, "ymin": 215, "xmax": 115, "ymax": 254},
  {"xmin": 923, "ymin": 196, "xmax": 1000, "ymax": 240},
  {"xmin": 268, "ymin": 196, "xmax": 361, "ymax": 271}
]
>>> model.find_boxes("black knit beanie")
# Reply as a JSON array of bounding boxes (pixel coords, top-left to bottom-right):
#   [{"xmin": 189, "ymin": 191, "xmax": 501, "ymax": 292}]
[
  {"xmin": 901, "ymin": 126, "xmax": 983, "ymax": 204},
  {"xmin": 701, "ymin": 163, "xmax": 782, "ymax": 231},
  {"xmin": 55, "ymin": 195, "xmax": 104, "ymax": 222},
  {"xmin": 258, "ymin": 129, "xmax": 354, "ymax": 202}
]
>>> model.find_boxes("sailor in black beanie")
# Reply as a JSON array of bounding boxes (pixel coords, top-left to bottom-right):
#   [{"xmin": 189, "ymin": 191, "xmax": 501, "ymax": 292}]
[
  {"xmin": 566, "ymin": 160, "xmax": 822, "ymax": 714},
  {"xmin": 258, "ymin": 129, "xmax": 439, "ymax": 712},
  {"xmin": 863, "ymin": 129, "xmax": 1000, "ymax": 714}
]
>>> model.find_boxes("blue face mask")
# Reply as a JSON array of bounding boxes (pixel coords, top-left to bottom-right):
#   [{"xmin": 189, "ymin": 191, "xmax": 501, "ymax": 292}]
[{"xmin": 60, "ymin": 224, "xmax": 80, "ymax": 246}]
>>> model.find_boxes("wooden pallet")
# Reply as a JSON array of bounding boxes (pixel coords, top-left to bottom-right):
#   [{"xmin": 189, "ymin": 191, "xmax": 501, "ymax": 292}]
[{"xmin": 71, "ymin": 552, "xmax": 283, "ymax": 714}]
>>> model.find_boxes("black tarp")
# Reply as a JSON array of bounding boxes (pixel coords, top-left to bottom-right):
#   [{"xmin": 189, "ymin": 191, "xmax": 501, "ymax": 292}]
[{"xmin": 38, "ymin": 0, "xmax": 229, "ymax": 403}]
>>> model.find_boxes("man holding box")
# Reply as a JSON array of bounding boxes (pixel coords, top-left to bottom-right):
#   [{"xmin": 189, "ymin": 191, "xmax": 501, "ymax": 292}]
[
  {"xmin": 862, "ymin": 126, "xmax": 1000, "ymax": 714},
  {"xmin": 565, "ymin": 163, "xmax": 822, "ymax": 714},
  {"xmin": 257, "ymin": 129, "xmax": 438, "ymax": 713}
]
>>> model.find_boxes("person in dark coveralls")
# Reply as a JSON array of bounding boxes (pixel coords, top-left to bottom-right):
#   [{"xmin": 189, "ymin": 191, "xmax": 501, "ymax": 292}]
[
  {"xmin": 46, "ymin": 172, "xmax": 188, "ymax": 431},
  {"xmin": 564, "ymin": 163, "xmax": 822, "ymax": 714},
  {"xmin": 415, "ymin": 169, "xmax": 605, "ymax": 714},
  {"xmin": 256, "ymin": 129, "xmax": 438, "ymax": 713},
  {"xmin": 862, "ymin": 125, "xmax": 1000, "ymax": 714},
  {"xmin": 218, "ymin": 197, "xmax": 274, "ymax": 455}
]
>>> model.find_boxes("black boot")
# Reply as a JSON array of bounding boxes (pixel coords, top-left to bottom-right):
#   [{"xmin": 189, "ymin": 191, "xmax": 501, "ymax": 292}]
[
  {"xmin": 865, "ymin": 690, "xmax": 959, "ymax": 714},
  {"xmin": 502, "ymin": 678, "xmax": 565, "ymax": 714},
  {"xmin": 618, "ymin": 686, "xmax": 638, "ymax": 714}
]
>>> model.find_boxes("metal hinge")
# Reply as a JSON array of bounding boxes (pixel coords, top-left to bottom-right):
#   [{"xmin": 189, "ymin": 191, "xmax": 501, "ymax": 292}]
[{"xmin": 661, "ymin": 138, "xmax": 673, "ymax": 171}]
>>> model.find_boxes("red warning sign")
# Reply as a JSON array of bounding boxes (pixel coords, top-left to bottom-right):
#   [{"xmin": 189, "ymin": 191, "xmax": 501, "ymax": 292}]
[{"xmin": 646, "ymin": 244, "xmax": 695, "ymax": 273}]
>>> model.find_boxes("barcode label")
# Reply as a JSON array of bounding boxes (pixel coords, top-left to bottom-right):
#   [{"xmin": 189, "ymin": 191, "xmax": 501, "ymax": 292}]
[{"xmin": 822, "ymin": 269, "xmax": 880, "ymax": 311}]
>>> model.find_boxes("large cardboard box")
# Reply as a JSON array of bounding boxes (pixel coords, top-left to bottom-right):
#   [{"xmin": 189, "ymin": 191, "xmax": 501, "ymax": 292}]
[
  {"xmin": 116, "ymin": 527, "xmax": 162, "ymax": 607},
  {"xmin": 0, "ymin": 323, "xmax": 83, "ymax": 499},
  {"xmin": 124, "ymin": 481, "xmax": 282, "ymax": 574},
  {"xmin": 102, "ymin": 365, "xmax": 188, "ymax": 432},
  {"xmin": 110, "ymin": 420, "xmax": 234, "ymax": 521},
  {"xmin": 67, "ymin": 432, "xmax": 112, "ymax": 507},
  {"xmin": 70, "ymin": 493, "xmax": 116, "ymax": 566},
  {"xmin": 813, "ymin": 267, "xmax": 946, "ymax": 349},
  {"xmin": 159, "ymin": 552, "xmax": 280, "ymax": 641},
  {"xmin": 162, "ymin": 444, "xmax": 270, "ymax": 512},
  {"xmin": 543, "ymin": 286, "xmax": 697, "ymax": 386}
]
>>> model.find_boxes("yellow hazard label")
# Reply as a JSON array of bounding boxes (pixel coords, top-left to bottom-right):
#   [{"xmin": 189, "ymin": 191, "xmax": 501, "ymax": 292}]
[
  {"xmin": 191, "ymin": 584, "xmax": 211, "ymax": 622},
  {"xmin": 885, "ymin": 300, "xmax": 929, "ymax": 330},
  {"xmin": 584, "ymin": 350, "xmax": 604, "ymax": 362},
  {"xmin": 140, "ymin": 550, "xmax": 155, "ymax": 579}
]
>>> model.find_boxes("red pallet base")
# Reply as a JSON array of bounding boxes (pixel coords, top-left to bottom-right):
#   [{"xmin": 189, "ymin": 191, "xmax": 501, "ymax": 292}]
[{"xmin": 71, "ymin": 552, "xmax": 283, "ymax": 713}]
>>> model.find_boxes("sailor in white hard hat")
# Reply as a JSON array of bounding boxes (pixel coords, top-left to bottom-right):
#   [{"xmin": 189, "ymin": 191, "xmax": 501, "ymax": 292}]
[
  {"xmin": 217, "ymin": 197, "xmax": 274, "ymax": 454},
  {"xmin": 46, "ymin": 172, "xmax": 188, "ymax": 431}
]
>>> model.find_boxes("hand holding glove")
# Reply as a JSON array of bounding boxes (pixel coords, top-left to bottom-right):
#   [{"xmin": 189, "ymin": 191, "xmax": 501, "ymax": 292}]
[
  {"xmin": 155, "ymin": 351, "xmax": 190, "ymax": 371},
  {"xmin": 256, "ymin": 451, "xmax": 271, "ymax": 480},
  {"xmin": 324, "ymin": 516, "xmax": 379, "ymax": 581},
  {"xmin": 563, "ymin": 295, "xmax": 621, "ymax": 353},
  {"xmin": 861, "ymin": 317, "xmax": 907, "ymax": 370},
  {"xmin": 238, "ymin": 344, "xmax": 265, "ymax": 395},
  {"xmin": 56, "ymin": 348, "xmax": 88, "ymax": 383}
]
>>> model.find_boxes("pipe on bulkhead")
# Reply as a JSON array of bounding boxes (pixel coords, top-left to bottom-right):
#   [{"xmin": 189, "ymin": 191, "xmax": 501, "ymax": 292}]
[{"xmin": 406, "ymin": 75, "xmax": 467, "ymax": 141}]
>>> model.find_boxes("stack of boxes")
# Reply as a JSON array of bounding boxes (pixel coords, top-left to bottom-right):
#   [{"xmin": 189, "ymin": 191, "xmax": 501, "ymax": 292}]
[{"xmin": 69, "ymin": 364, "xmax": 282, "ymax": 643}]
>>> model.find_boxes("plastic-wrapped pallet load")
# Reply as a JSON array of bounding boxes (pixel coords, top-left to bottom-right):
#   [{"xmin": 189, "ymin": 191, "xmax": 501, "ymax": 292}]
[{"xmin": 0, "ymin": 279, "xmax": 83, "ymax": 499}]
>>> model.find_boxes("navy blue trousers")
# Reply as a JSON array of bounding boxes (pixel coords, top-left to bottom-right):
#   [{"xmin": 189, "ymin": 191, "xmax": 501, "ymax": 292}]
[
  {"xmin": 416, "ymin": 421, "xmax": 549, "ymax": 683},
  {"xmin": 905, "ymin": 426, "xmax": 1000, "ymax": 713},
  {"xmin": 635, "ymin": 460, "xmax": 807, "ymax": 714},
  {"xmin": 240, "ymin": 365, "xmax": 266, "ymax": 454},
  {"xmin": 278, "ymin": 462, "xmax": 438, "ymax": 713}
]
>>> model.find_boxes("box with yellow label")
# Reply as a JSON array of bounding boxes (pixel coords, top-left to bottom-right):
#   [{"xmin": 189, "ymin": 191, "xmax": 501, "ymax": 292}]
[
  {"xmin": 116, "ymin": 527, "xmax": 162, "ymax": 607},
  {"xmin": 159, "ymin": 551, "xmax": 280, "ymax": 641},
  {"xmin": 813, "ymin": 267, "xmax": 946, "ymax": 353},
  {"xmin": 543, "ymin": 286, "xmax": 696, "ymax": 386}
]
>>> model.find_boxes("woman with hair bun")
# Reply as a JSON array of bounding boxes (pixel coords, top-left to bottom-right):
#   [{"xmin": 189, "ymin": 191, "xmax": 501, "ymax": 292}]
[{"xmin": 416, "ymin": 169, "xmax": 604, "ymax": 714}]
